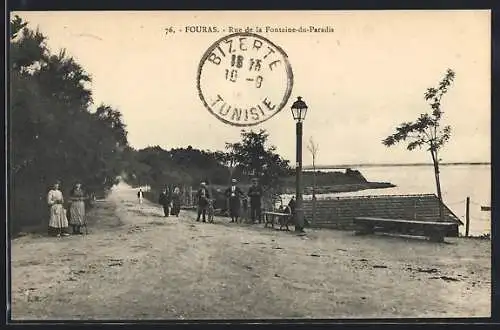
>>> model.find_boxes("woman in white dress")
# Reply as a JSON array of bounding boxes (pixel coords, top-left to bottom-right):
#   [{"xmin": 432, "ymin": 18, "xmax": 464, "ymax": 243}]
[
  {"xmin": 69, "ymin": 182, "xmax": 86, "ymax": 235},
  {"xmin": 47, "ymin": 182, "xmax": 69, "ymax": 237}
]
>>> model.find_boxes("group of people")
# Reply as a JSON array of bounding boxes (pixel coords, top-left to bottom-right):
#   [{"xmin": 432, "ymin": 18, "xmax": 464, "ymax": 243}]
[
  {"xmin": 137, "ymin": 186, "xmax": 181, "ymax": 217},
  {"xmin": 46, "ymin": 178, "xmax": 295, "ymax": 237},
  {"xmin": 47, "ymin": 181, "xmax": 88, "ymax": 237},
  {"xmin": 156, "ymin": 186, "xmax": 182, "ymax": 217},
  {"xmin": 194, "ymin": 178, "xmax": 264, "ymax": 224}
]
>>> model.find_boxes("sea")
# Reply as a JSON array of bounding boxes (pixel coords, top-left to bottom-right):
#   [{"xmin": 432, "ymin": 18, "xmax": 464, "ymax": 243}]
[{"xmin": 283, "ymin": 164, "xmax": 491, "ymax": 236}]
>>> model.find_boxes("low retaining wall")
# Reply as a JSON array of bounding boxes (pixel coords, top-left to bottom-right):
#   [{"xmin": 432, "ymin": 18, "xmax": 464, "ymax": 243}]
[{"xmin": 303, "ymin": 194, "xmax": 461, "ymax": 237}]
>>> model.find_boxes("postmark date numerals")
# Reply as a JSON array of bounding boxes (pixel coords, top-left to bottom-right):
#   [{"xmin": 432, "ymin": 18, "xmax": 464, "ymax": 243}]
[
  {"xmin": 225, "ymin": 69, "xmax": 238, "ymax": 82},
  {"xmin": 255, "ymin": 75, "xmax": 263, "ymax": 88},
  {"xmin": 248, "ymin": 58, "xmax": 262, "ymax": 72},
  {"xmin": 226, "ymin": 54, "xmax": 264, "ymax": 87},
  {"xmin": 231, "ymin": 54, "xmax": 244, "ymax": 68}
]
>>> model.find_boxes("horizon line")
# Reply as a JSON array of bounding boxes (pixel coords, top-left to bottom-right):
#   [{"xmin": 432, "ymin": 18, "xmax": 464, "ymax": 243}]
[{"xmin": 304, "ymin": 162, "xmax": 491, "ymax": 169}]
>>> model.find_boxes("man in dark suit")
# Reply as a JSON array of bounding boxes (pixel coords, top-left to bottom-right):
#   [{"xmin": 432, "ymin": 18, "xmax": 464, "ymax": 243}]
[
  {"xmin": 225, "ymin": 179, "xmax": 244, "ymax": 223},
  {"xmin": 196, "ymin": 182, "xmax": 210, "ymax": 222},
  {"xmin": 247, "ymin": 178, "xmax": 263, "ymax": 223},
  {"xmin": 158, "ymin": 187, "xmax": 171, "ymax": 217}
]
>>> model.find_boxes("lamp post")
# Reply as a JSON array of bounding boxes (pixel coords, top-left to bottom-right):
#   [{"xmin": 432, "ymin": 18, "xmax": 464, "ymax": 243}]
[{"xmin": 291, "ymin": 96, "xmax": 308, "ymax": 233}]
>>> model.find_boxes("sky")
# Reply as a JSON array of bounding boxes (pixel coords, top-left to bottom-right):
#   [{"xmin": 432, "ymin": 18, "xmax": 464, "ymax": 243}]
[{"xmin": 13, "ymin": 10, "xmax": 491, "ymax": 166}]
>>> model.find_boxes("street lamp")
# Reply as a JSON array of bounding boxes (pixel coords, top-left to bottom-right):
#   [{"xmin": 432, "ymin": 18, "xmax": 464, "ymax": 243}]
[{"xmin": 291, "ymin": 96, "xmax": 308, "ymax": 233}]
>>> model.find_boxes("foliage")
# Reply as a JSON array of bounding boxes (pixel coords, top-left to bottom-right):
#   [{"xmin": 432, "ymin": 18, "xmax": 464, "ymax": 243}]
[
  {"xmin": 123, "ymin": 146, "xmax": 230, "ymax": 190},
  {"xmin": 382, "ymin": 69, "xmax": 455, "ymax": 154},
  {"xmin": 10, "ymin": 15, "xmax": 128, "ymax": 233},
  {"xmin": 124, "ymin": 129, "xmax": 292, "ymax": 193},
  {"xmin": 225, "ymin": 129, "xmax": 293, "ymax": 189},
  {"xmin": 382, "ymin": 69, "xmax": 456, "ymax": 207},
  {"xmin": 9, "ymin": 15, "xmax": 384, "ymax": 235}
]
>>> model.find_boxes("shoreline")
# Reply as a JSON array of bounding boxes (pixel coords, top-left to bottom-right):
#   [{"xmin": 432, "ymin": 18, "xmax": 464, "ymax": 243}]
[{"xmin": 281, "ymin": 182, "xmax": 396, "ymax": 195}]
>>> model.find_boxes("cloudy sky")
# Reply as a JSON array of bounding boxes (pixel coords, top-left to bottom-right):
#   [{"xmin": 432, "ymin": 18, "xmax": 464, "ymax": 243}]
[{"xmin": 14, "ymin": 10, "xmax": 491, "ymax": 166}]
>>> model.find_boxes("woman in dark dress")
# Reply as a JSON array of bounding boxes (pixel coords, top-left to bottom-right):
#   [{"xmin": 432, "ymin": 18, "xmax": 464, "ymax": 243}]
[
  {"xmin": 225, "ymin": 179, "xmax": 244, "ymax": 223},
  {"xmin": 171, "ymin": 186, "xmax": 181, "ymax": 217}
]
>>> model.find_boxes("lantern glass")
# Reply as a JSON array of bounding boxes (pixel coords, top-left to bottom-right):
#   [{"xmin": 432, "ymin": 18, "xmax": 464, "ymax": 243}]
[{"xmin": 290, "ymin": 96, "xmax": 308, "ymax": 122}]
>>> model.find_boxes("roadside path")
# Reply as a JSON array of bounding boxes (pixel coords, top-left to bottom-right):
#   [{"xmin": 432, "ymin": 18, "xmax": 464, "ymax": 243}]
[{"xmin": 10, "ymin": 182, "xmax": 491, "ymax": 320}]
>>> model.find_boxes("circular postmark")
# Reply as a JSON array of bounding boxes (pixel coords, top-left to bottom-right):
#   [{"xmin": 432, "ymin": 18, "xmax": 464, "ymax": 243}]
[{"xmin": 197, "ymin": 32, "xmax": 294, "ymax": 127}]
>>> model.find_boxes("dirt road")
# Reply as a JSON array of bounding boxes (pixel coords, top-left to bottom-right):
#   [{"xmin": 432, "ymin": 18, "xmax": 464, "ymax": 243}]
[{"xmin": 10, "ymin": 182, "xmax": 491, "ymax": 320}]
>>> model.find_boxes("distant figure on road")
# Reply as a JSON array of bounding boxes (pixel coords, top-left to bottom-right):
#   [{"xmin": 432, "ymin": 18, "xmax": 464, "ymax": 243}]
[
  {"xmin": 137, "ymin": 188, "xmax": 144, "ymax": 204},
  {"xmin": 171, "ymin": 186, "xmax": 181, "ymax": 217},
  {"xmin": 47, "ymin": 181, "xmax": 69, "ymax": 237},
  {"xmin": 158, "ymin": 187, "xmax": 171, "ymax": 217},
  {"xmin": 69, "ymin": 182, "xmax": 87, "ymax": 235},
  {"xmin": 225, "ymin": 178, "xmax": 244, "ymax": 223},
  {"xmin": 247, "ymin": 178, "xmax": 263, "ymax": 223},
  {"xmin": 196, "ymin": 182, "xmax": 210, "ymax": 222}
]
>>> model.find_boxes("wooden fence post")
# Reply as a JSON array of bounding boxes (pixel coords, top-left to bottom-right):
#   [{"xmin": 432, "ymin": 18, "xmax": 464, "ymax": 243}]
[{"xmin": 465, "ymin": 196, "xmax": 470, "ymax": 237}]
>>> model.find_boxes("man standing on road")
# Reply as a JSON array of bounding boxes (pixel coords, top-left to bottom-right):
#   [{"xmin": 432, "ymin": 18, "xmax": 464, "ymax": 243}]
[
  {"xmin": 196, "ymin": 182, "xmax": 210, "ymax": 222},
  {"xmin": 137, "ymin": 188, "xmax": 144, "ymax": 204},
  {"xmin": 158, "ymin": 187, "xmax": 171, "ymax": 217},
  {"xmin": 247, "ymin": 178, "xmax": 263, "ymax": 223}
]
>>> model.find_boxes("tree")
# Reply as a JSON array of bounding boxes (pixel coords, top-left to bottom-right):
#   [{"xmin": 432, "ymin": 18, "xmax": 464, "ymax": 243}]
[
  {"xmin": 382, "ymin": 68, "xmax": 456, "ymax": 219},
  {"xmin": 307, "ymin": 136, "xmax": 319, "ymax": 225},
  {"xmin": 226, "ymin": 129, "xmax": 292, "ymax": 190},
  {"xmin": 10, "ymin": 15, "xmax": 130, "ymax": 233},
  {"xmin": 306, "ymin": 136, "xmax": 319, "ymax": 197},
  {"xmin": 214, "ymin": 148, "xmax": 239, "ymax": 184}
]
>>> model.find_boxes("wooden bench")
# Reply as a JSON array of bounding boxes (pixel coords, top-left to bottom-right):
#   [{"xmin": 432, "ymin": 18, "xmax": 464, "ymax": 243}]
[
  {"xmin": 263, "ymin": 211, "xmax": 292, "ymax": 231},
  {"xmin": 354, "ymin": 217, "xmax": 457, "ymax": 242}
]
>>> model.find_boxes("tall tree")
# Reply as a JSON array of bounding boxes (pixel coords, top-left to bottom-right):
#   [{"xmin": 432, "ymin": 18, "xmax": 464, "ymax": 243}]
[
  {"xmin": 382, "ymin": 68, "xmax": 456, "ymax": 219},
  {"xmin": 10, "ymin": 15, "xmax": 129, "ymax": 233},
  {"xmin": 226, "ymin": 129, "xmax": 291, "ymax": 190}
]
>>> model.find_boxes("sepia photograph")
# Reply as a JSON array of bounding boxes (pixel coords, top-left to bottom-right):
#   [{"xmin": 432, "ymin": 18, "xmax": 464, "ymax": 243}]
[{"xmin": 8, "ymin": 10, "xmax": 491, "ymax": 320}]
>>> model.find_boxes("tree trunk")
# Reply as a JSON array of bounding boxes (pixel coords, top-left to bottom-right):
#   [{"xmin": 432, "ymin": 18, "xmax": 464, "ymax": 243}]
[{"xmin": 430, "ymin": 149, "xmax": 444, "ymax": 221}]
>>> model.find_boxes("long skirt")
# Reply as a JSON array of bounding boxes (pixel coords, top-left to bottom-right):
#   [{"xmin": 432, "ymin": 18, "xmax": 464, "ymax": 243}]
[
  {"xmin": 229, "ymin": 198, "xmax": 240, "ymax": 217},
  {"xmin": 172, "ymin": 201, "xmax": 181, "ymax": 215},
  {"xmin": 69, "ymin": 200, "xmax": 86, "ymax": 225},
  {"xmin": 49, "ymin": 204, "xmax": 69, "ymax": 229}
]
